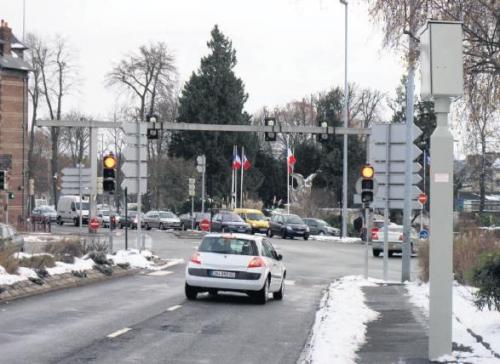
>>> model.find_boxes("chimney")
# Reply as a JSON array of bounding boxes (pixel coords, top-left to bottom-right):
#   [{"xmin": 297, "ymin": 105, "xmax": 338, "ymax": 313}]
[{"xmin": 0, "ymin": 19, "xmax": 12, "ymax": 56}]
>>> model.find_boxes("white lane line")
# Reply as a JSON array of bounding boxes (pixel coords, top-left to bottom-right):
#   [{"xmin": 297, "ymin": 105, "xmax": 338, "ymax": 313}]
[
  {"xmin": 147, "ymin": 270, "xmax": 173, "ymax": 276},
  {"xmin": 153, "ymin": 258, "xmax": 185, "ymax": 270},
  {"xmin": 167, "ymin": 305, "xmax": 182, "ymax": 312},
  {"xmin": 285, "ymin": 280, "xmax": 296, "ymax": 286},
  {"xmin": 107, "ymin": 327, "xmax": 131, "ymax": 338}
]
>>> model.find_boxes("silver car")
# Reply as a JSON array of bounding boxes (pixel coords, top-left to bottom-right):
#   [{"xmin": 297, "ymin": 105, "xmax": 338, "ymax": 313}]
[
  {"xmin": 0, "ymin": 223, "xmax": 24, "ymax": 252},
  {"xmin": 144, "ymin": 210, "xmax": 181, "ymax": 230},
  {"xmin": 371, "ymin": 225, "xmax": 419, "ymax": 257}
]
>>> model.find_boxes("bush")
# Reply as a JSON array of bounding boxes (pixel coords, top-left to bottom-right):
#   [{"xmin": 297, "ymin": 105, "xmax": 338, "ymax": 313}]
[
  {"xmin": 417, "ymin": 229, "xmax": 499, "ymax": 284},
  {"xmin": 45, "ymin": 238, "xmax": 85, "ymax": 258},
  {"xmin": 0, "ymin": 248, "xmax": 18, "ymax": 274},
  {"xmin": 17, "ymin": 254, "xmax": 55, "ymax": 269},
  {"xmin": 468, "ymin": 251, "xmax": 500, "ymax": 311}
]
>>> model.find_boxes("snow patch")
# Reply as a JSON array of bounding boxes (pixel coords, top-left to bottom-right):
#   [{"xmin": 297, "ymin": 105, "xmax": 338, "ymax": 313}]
[
  {"xmin": 406, "ymin": 281, "xmax": 500, "ymax": 363},
  {"xmin": 0, "ymin": 265, "xmax": 26, "ymax": 285},
  {"xmin": 310, "ymin": 235, "xmax": 362, "ymax": 243},
  {"xmin": 303, "ymin": 275, "xmax": 379, "ymax": 364},
  {"xmin": 46, "ymin": 257, "xmax": 95, "ymax": 275},
  {"xmin": 109, "ymin": 249, "xmax": 153, "ymax": 269}
]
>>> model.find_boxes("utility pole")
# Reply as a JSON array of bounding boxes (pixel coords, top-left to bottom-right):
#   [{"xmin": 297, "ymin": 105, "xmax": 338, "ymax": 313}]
[{"xmin": 340, "ymin": 0, "xmax": 349, "ymax": 239}]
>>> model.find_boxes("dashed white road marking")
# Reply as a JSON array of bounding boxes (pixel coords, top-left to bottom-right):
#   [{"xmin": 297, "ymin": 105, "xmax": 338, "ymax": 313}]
[
  {"xmin": 167, "ymin": 305, "xmax": 182, "ymax": 312},
  {"xmin": 285, "ymin": 280, "xmax": 296, "ymax": 286},
  {"xmin": 154, "ymin": 259, "xmax": 185, "ymax": 270},
  {"xmin": 147, "ymin": 270, "xmax": 174, "ymax": 276},
  {"xmin": 107, "ymin": 328, "xmax": 131, "ymax": 338}
]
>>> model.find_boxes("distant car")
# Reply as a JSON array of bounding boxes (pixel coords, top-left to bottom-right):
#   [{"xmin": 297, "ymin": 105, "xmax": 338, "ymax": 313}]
[
  {"xmin": 210, "ymin": 212, "xmax": 251, "ymax": 234},
  {"xmin": 371, "ymin": 224, "xmax": 419, "ymax": 257},
  {"xmin": 185, "ymin": 233, "xmax": 286, "ymax": 304},
  {"xmin": 179, "ymin": 212, "xmax": 209, "ymax": 231},
  {"xmin": 56, "ymin": 195, "xmax": 90, "ymax": 226},
  {"xmin": 97, "ymin": 210, "xmax": 111, "ymax": 228},
  {"xmin": 234, "ymin": 208, "xmax": 270, "ymax": 234},
  {"xmin": 118, "ymin": 211, "xmax": 144, "ymax": 229},
  {"xmin": 303, "ymin": 218, "xmax": 340, "ymax": 236},
  {"xmin": 31, "ymin": 206, "xmax": 57, "ymax": 223},
  {"xmin": 268, "ymin": 214, "xmax": 310, "ymax": 240},
  {"xmin": 0, "ymin": 223, "xmax": 24, "ymax": 252},
  {"xmin": 143, "ymin": 210, "xmax": 181, "ymax": 230}
]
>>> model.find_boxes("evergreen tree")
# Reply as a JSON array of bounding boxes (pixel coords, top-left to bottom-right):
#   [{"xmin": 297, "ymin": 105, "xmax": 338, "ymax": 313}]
[{"xmin": 169, "ymin": 25, "xmax": 258, "ymax": 200}]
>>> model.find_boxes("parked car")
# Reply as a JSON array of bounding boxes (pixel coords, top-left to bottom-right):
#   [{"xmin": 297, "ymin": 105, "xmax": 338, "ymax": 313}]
[
  {"xmin": 371, "ymin": 224, "xmax": 419, "ymax": 257},
  {"xmin": 185, "ymin": 233, "xmax": 286, "ymax": 304},
  {"xmin": 56, "ymin": 195, "xmax": 89, "ymax": 226},
  {"xmin": 234, "ymin": 208, "xmax": 270, "ymax": 234},
  {"xmin": 31, "ymin": 206, "xmax": 57, "ymax": 223},
  {"xmin": 143, "ymin": 210, "xmax": 181, "ymax": 230},
  {"xmin": 118, "ymin": 211, "xmax": 144, "ymax": 229},
  {"xmin": 303, "ymin": 218, "xmax": 340, "ymax": 236},
  {"xmin": 0, "ymin": 223, "xmax": 24, "ymax": 252},
  {"xmin": 210, "ymin": 212, "xmax": 251, "ymax": 234},
  {"xmin": 268, "ymin": 213, "xmax": 310, "ymax": 240}
]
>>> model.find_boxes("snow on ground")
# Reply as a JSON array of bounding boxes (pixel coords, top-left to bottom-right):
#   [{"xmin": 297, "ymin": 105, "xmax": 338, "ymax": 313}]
[
  {"xmin": 406, "ymin": 281, "xmax": 500, "ymax": 363},
  {"xmin": 0, "ymin": 266, "xmax": 26, "ymax": 285},
  {"xmin": 309, "ymin": 235, "xmax": 362, "ymax": 243},
  {"xmin": 13, "ymin": 252, "xmax": 54, "ymax": 259},
  {"xmin": 46, "ymin": 257, "xmax": 95, "ymax": 275},
  {"xmin": 302, "ymin": 276, "xmax": 379, "ymax": 364},
  {"xmin": 108, "ymin": 249, "xmax": 154, "ymax": 269},
  {"xmin": 21, "ymin": 234, "xmax": 70, "ymax": 243}
]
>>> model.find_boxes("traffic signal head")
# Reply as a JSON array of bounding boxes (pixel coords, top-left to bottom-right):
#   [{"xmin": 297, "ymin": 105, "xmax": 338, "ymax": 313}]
[
  {"xmin": 361, "ymin": 164, "xmax": 375, "ymax": 204},
  {"xmin": 103, "ymin": 154, "xmax": 117, "ymax": 193},
  {"xmin": 317, "ymin": 121, "xmax": 329, "ymax": 142},
  {"xmin": 264, "ymin": 117, "xmax": 277, "ymax": 142},
  {"xmin": 0, "ymin": 170, "xmax": 6, "ymax": 190}
]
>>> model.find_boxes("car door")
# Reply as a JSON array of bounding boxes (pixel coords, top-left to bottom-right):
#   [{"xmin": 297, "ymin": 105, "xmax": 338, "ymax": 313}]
[
  {"xmin": 262, "ymin": 240, "xmax": 282, "ymax": 291},
  {"xmin": 212, "ymin": 214, "xmax": 222, "ymax": 232}
]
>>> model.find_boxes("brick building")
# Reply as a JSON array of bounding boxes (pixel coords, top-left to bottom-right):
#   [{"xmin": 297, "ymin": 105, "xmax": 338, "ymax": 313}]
[{"xmin": 0, "ymin": 20, "xmax": 30, "ymax": 228}]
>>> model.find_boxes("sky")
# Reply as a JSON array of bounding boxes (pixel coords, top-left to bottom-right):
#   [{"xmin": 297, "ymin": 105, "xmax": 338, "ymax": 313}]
[{"xmin": 0, "ymin": 0, "xmax": 406, "ymax": 120}]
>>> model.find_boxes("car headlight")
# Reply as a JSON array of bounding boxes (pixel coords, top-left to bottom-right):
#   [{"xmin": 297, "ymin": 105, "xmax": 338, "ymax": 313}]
[
  {"xmin": 305, "ymin": 226, "xmax": 310, "ymax": 232},
  {"xmin": 286, "ymin": 225, "xmax": 293, "ymax": 231}
]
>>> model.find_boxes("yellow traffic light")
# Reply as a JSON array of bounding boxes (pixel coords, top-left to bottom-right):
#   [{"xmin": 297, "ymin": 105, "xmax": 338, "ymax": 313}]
[
  {"xmin": 103, "ymin": 154, "xmax": 117, "ymax": 169},
  {"xmin": 361, "ymin": 165, "xmax": 374, "ymax": 179}
]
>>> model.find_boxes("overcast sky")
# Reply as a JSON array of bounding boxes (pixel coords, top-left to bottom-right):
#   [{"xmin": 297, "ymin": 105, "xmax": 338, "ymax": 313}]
[{"xmin": 1, "ymin": 0, "xmax": 408, "ymax": 120}]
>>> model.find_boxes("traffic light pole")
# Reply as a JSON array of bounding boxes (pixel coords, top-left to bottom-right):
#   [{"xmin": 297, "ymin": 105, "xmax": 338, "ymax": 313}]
[{"xmin": 364, "ymin": 205, "xmax": 370, "ymax": 279}]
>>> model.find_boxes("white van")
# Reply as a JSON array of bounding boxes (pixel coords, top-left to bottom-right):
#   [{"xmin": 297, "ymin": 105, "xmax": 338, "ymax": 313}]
[{"xmin": 57, "ymin": 196, "xmax": 90, "ymax": 226}]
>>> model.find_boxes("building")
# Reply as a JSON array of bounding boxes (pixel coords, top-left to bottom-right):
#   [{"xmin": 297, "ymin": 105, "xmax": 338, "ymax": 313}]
[{"xmin": 0, "ymin": 20, "xmax": 30, "ymax": 227}]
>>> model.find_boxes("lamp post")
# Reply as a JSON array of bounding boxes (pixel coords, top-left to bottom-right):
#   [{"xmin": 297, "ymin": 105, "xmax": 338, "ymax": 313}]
[{"xmin": 339, "ymin": 0, "xmax": 349, "ymax": 238}]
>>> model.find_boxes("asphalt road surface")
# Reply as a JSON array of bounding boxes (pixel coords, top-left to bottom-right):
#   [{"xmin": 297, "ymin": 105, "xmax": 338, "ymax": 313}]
[{"xmin": 1, "ymin": 226, "xmax": 418, "ymax": 364}]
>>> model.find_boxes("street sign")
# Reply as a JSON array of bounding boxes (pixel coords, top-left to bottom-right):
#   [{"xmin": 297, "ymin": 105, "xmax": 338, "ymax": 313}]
[
  {"xmin": 200, "ymin": 218, "xmax": 210, "ymax": 231},
  {"xmin": 418, "ymin": 193, "xmax": 428, "ymax": 205},
  {"xmin": 121, "ymin": 178, "xmax": 147, "ymax": 194},
  {"xmin": 188, "ymin": 178, "xmax": 195, "ymax": 185},
  {"xmin": 371, "ymin": 123, "xmax": 422, "ymax": 142},
  {"xmin": 122, "ymin": 147, "xmax": 148, "ymax": 162},
  {"xmin": 374, "ymin": 173, "xmax": 422, "ymax": 185},
  {"xmin": 419, "ymin": 229, "xmax": 429, "ymax": 240},
  {"xmin": 353, "ymin": 194, "xmax": 421, "ymax": 209},
  {"xmin": 122, "ymin": 122, "xmax": 147, "ymax": 135},
  {"xmin": 61, "ymin": 167, "xmax": 91, "ymax": 176},
  {"xmin": 59, "ymin": 175, "xmax": 91, "ymax": 183},
  {"xmin": 371, "ymin": 144, "xmax": 422, "ymax": 162},
  {"xmin": 124, "ymin": 134, "xmax": 147, "ymax": 147},
  {"xmin": 375, "ymin": 185, "xmax": 422, "ymax": 200},
  {"xmin": 372, "ymin": 161, "xmax": 422, "ymax": 174},
  {"xmin": 61, "ymin": 181, "xmax": 92, "ymax": 189},
  {"xmin": 122, "ymin": 162, "xmax": 148, "ymax": 178},
  {"xmin": 89, "ymin": 217, "xmax": 100, "ymax": 231}
]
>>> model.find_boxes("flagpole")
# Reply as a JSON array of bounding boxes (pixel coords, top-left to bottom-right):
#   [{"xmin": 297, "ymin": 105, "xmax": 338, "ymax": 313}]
[
  {"xmin": 232, "ymin": 145, "xmax": 236, "ymax": 209},
  {"xmin": 287, "ymin": 139, "xmax": 290, "ymax": 214},
  {"xmin": 240, "ymin": 147, "xmax": 244, "ymax": 208}
]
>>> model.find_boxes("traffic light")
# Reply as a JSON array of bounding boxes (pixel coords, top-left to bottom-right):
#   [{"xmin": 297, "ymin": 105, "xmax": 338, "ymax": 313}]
[
  {"xmin": 0, "ymin": 170, "xmax": 6, "ymax": 190},
  {"xmin": 361, "ymin": 164, "xmax": 375, "ymax": 204},
  {"xmin": 146, "ymin": 114, "xmax": 159, "ymax": 140},
  {"xmin": 317, "ymin": 121, "xmax": 329, "ymax": 142},
  {"xmin": 103, "ymin": 153, "xmax": 117, "ymax": 193},
  {"xmin": 264, "ymin": 117, "xmax": 277, "ymax": 142}
]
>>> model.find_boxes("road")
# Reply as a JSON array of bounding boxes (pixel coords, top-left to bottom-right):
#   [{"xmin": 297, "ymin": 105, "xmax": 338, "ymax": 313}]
[{"xmin": 1, "ymin": 226, "xmax": 419, "ymax": 363}]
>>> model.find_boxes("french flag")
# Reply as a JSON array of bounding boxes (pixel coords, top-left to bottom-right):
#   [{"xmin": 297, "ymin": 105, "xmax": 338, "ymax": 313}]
[
  {"xmin": 232, "ymin": 152, "xmax": 242, "ymax": 170},
  {"xmin": 287, "ymin": 148, "xmax": 296, "ymax": 173},
  {"xmin": 242, "ymin": 153, "xmax": 251, "ymax": 170}
]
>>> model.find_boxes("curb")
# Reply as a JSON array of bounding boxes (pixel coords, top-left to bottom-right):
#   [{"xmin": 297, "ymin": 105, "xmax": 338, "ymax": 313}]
[{"xmin": 0, "ymin": 266, "xmax": 141, "ymax": 304}]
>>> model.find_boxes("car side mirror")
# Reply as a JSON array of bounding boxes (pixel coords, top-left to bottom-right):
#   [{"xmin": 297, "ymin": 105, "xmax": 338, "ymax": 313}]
[
  {"xmin": 71, "ymin": 207, "xmax": 76, "ymax": 212},
  {"xmin": 276, "ymin": 253, "xmax": 283, "ymax": 261}
]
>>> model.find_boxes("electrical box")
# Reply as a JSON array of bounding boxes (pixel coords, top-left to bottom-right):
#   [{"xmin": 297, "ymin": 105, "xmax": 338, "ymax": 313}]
[{"xmin": 419, "ymin": 20, "xmax": 463, "ymax": 100}]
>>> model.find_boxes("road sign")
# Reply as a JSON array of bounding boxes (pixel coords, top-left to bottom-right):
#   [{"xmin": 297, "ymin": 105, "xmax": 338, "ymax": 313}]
[
  {"xmin": 61, "ymin": 181, "xmax": 92, "ymax": 189},
  {"xmin": 122, "ymin": 162, "xmax": 148, "ymax": 178},
  {"xmin": 371, "ymin": 144, "xmax": 422, "ymax": 162},
  {"xmin": 375, "ymin": 185, "xmax": 422, "ymax": 200},
  {"xmin": 372, "ymin": 161, "xmax": 422, "ymax": 174},
  {"xmin": 61, "ymin": 167, "xmax": 91, "ymax": 176},
  {"xmin": 89, "ymin": 217, "xmax": 100, "ymax": 231},
  {"xmin": 353, "ymin": 195, "xmax": 421, "ymax": 210},
  {"xmin": 188, "ymin": 178, "xmax": 195, "ymax": 185},
  {"xmin": 200, "ymin": 218, "xmax": 210, "ymax": 231},
  {"xmin": 124, "ymin": 134, "xmax": 147, "ymax": 147},
  {"xmin": 419, "ymin": 229, "xmax": 429, "ymax": 240},
  {"xmin": 374, "ymin": 173, "xmax": 422, "ymax": 185},
  {"xmin": 371, "ymin": 123, "xmax": 422, "ymax": 143},
  {"xmin": 418, "ymin": 193, "xmax": 428, "ymax": 205},
  {"xmin": 122, "ymin": 122, "xmax": 147, "ymax": 135},
  {"xmin": 121, "ymin": 178, "xmax": 147, "ymax": 194}
]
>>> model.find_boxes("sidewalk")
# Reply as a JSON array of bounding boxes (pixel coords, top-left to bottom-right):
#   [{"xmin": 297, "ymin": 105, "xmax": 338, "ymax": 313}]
[{"xmin": 357, "ymin": 284, "xmax": 430, "ymax": 364}]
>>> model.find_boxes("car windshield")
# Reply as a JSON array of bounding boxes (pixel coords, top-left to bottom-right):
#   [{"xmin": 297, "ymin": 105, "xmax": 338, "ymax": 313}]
[
  {"xmin": 41, "ymin": 207, "xmax": 56, "ymax": 212},
  {"xmin": 222, "ymin": 213, "xmax": 244, "ymax": 222},
  {"xmin": 160, "ymin": 212, "xmax": 175, "ymax": 218},
  {"xmin": 285, "ymin": 215, "xmax": 303, "ymax": 224},
  {"xmin": 246, "ymin": 213, "xmax": 265, "ymax": 221},
  {"xmin": 317, "ymin": 220, "xmax": 329, "ymax": 226},
  {"xmin": 199, "ymin": 237, "xmax": 258, "ymax": 256}
]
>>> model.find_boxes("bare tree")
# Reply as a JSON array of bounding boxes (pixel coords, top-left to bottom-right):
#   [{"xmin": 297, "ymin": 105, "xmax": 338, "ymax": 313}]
[
  {"xmin": 349, "ymin": 85, "xmax": 386, "ymax": 128},
  {"xmin": 459, "ymin": 73, "xmax": 500, "ymax": 211},
  {"xmin": 59, "ymin": 111, "xmax": 90, "ymax": 166}
]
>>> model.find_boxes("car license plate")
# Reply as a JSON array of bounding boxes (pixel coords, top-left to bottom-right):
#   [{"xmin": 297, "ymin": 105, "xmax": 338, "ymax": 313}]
[{"xmin": 210, "ymin": 270, "xmax": 236, "ymax": 278}]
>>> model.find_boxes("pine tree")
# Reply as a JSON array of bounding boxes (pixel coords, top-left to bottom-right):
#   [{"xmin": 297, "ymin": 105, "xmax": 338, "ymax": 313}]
[{"xmin": 169, "ymin": 25, "xmax": 258, "ymax": 200}]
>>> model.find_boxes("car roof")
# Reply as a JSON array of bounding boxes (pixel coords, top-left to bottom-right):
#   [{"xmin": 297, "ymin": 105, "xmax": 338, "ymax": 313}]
[
  {"xmin": 234, "ymin": 208, "xmax": 263, "ymax": 214},
  {"xmin": 202, "ymin": 233, "xmax": 263, "ymax": 243}
]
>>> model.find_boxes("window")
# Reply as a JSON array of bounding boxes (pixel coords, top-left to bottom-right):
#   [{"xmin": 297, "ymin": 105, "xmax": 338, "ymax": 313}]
[
  {"xmin": 262, "ymin": 240, "xmax": 278, "ymax": 259},
  {"xmin": 199, "ymin": 237, "xmax": 257, "ymax": 256}
]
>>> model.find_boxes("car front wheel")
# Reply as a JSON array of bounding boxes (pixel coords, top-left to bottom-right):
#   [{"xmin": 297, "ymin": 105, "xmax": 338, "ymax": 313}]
[
  {"xmin": 281, "ymin": 230, "xmax": 287, "ymax": 239},
  {"xmin": 304, "ymin": 234, "xmax": 309, "ymax": 241},
  {"xmin": 372, "ymin": 249, "xmax": 381, "ymax": 257},
  {"xmin": 267, "ymin": 229, "xmax": 273, "ymax": 238}
]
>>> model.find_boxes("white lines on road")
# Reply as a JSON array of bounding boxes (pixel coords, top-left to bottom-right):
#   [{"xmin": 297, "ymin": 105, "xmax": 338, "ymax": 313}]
[
  {"xmin": 167, "ymin": 305, "xmax": 182, "ymax": 312},
  {"xmin": 285, "ymin": 280, "xmax": 296, "ymax": 286},
  {"xmin": 147, "ymin": 271, "xmax": 174, "ymax": 276},
  {"xmin": 153, "ymin": 258, "xmax": 185, "ymax": 270},
  {"xmin": 107, "ymin": 328, "xmax": 131, "ymax": 338}
]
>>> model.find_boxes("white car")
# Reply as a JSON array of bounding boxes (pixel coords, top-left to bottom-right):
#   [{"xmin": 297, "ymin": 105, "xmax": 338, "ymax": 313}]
[{"xmin": 185, "ymin": 233, "xmax": 286, "ymax": 304}]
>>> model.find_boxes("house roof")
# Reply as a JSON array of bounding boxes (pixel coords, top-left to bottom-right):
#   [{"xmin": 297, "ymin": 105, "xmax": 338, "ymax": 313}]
[{"xmin": 0, "ymin": 54, "xmax": 30, "ymax": 72}]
